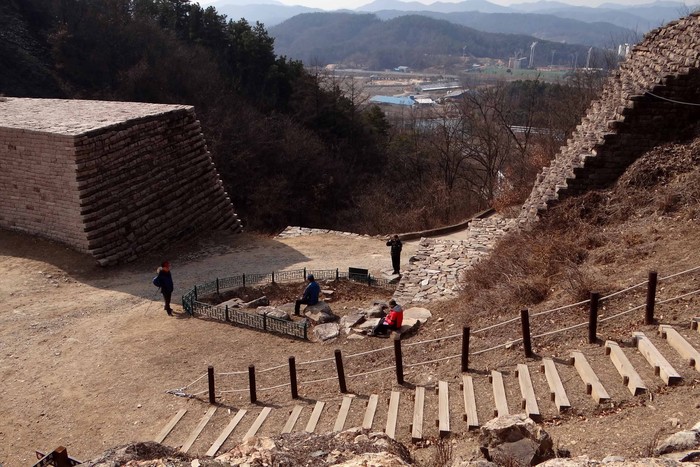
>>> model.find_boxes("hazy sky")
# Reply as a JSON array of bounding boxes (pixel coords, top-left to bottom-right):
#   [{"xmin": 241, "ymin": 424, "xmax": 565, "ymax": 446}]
[{"xmin": 195, "ymin": 0, "xmax": 661, "ymax": 10}]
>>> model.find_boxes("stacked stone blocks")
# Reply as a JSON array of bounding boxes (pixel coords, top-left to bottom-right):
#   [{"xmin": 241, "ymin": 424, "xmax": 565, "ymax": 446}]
[
  {"xmin": 520, "ymin": 13, "xmax": 700, "ymax": 224},
  {"xmin": 0, "ymin": 98, "xmax": 241, "ymax": 264}
]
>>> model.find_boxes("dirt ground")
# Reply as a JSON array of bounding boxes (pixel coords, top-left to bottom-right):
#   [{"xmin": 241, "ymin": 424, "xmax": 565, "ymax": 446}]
[{"xmin": 1, "ymin": 219, "xmax": 699, "ymax": 466}]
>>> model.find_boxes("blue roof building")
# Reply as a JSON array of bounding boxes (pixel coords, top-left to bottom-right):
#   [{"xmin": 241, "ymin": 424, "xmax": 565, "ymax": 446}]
[{"xmin": 369, "ymin": 96, "xmax": 416, "ymax": 107}]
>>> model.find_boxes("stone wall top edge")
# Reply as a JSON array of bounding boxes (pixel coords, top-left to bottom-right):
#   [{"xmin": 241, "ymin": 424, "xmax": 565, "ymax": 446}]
[{"xmin": 0, "ymin": 97, "xmax": 195, "ymax": 136}]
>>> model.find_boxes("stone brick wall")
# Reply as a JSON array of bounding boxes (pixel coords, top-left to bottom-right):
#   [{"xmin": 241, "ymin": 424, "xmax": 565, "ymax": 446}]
[
  {"xmin": 520, "ymin": 13, "xmax": 700, "ymax": 224},
  {"xmin": 0, "ymin": 128, "xmax": 87, "ymax": 250},
  {"xmin": 0, "ymin": 98, "xmax": 242, "ymax": 264}
]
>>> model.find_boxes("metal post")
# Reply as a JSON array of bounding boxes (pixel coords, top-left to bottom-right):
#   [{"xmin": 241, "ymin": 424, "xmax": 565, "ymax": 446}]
[
  {"xmin": 645, "ymin": 271, "xmax": 658, "ymax": 325},
  {"xmin": 303, "ymin": 267, "xmax": 306, "ymax": 279},
  {"xmin": 208, "ymin": 365, "xmax": 216, "ymax": 404},
  {"xmin": 521, "ymin": 309, "xmax": 533, "ymax": 358},
  {"xmin": 263, "ymin": 314, "xmax": 267, "ymax": 331},
  {"xmin": 336, "ymin": 268, "xmax": 339, "ymax": 280},
  {"xmin": 334, "ymin": 349, "xmax": 347, "ymax": 393},
  {"xmin": 225, "ymin": 304, "xmax": 229, "ymax": 322},
  {"xmin": 248, "ymin": 365, "xmax": 257, "ymax": 403},
  {"xmin": 272, "ymin": 271, "xmax": 275, "ymax": 284},
  {"xmin": 461, "ymin": 327, "xmax": 470, "ymax": 372},
  {"xmin": 394, "ymin": 337, "xmax": 404, "ymax": 385},
  {"xmin": 589, "ymin": 292, "xmax": 600, "ymax": 344},
  {"xmin": 289, "ymin": 356, "xmax": 298, "ymax": 399},
  {"xmin": 367, "ymin": 273, "xmax": 371, "ymax": 286},
  {"xmin": 242, "ymin": 274, "xmax": 246, "ymax": 288},
  {"xmin": 194, "ymin": 285, "xmax": 198, "ymax": 300}
]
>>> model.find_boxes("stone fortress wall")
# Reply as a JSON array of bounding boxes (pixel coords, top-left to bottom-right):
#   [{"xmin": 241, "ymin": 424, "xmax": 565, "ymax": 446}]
[
  {"xmin": 520, "ymin": 13, "xmax": 700, "ymax": 223},
  {"xmin": 395, "ymin": 13, "xmax": 700, "ymax": 304},
  {"xmin": 0, "ymin": 98, "xmax": 242, "ymax": 265}
]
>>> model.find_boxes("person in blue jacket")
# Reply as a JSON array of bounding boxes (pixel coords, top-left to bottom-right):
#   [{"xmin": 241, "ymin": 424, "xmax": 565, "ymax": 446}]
[
  {"xmin": 295, "ymin": 274, "xmax": 320, "ymax": 315},
  {"xmin": 153, "ymin": 261, "xmax": 175, "ymax": 316}
]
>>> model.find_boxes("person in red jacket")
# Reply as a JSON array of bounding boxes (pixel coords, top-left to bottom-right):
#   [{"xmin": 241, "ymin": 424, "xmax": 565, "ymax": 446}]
[{"xmin": 368, "ymin": 299, "xmax": 403, "ymax": 336}]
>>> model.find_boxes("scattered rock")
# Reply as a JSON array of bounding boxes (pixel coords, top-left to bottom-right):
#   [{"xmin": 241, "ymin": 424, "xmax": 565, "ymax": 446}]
[
  {"xmin": 340, "ymin": 312, "xmax": 366, "ymax": 332},
  {"xmin": 479, "ymin": 414, "xmax": 554, "ymax": 466},
  {"xmin": 255, "ymin": 306, "xmax": 291, "ymax": 321},
  {"xmin": 243, "ymin": 296, "xmax": 269, "ymax": 308},
  {"xmin": 313, "ymin": 323, "xmax": 340, "ymax": 341},
  {"xmin": 219, "ymin": 297, "xmax": 244, "ymax": 309}
]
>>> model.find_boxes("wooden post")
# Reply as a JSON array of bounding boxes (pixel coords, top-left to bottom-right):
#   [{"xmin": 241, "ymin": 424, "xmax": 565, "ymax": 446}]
[
  {"xmin": 589, "ymin": 292, "xmax": 600, "ymax": 344},
  {"xmin": 53, "ymin": 447, "xmax": 71, "ymax": 467},
  {"xmin": 645, "ymin": 271, "xmax": 658, "ymax": 325},
  {"xmin": 461, "ymin": 327, "xmax": 470, "ymax": 372},
  {"xmin": 521, "ymin": 309, "xmax": 533, "ymax": 357},
  {"xmin": 335, "ymin": 349, "xmax": 347, "ymax": 393},
  {"xmin": 394, "ymin": 337, "xmax": 404, "ymax": 385},
  {"xmin": 248, "ymin": 365, "xmax": 257, "ymax": 403},
  {"xmin": 208, "ymin": 365, "xmax": 216, "ymax": 404},
  {"xmin": 289, "ymin": 356, "xmax": 298, "ymax": 399}
]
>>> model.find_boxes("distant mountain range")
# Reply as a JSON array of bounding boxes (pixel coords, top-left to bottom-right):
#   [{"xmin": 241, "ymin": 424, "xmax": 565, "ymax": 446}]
[
  {"xmin": 205, "ymin": 0, "xmax": 695, "ymax": 33},
  {"xmin": 270, "ymin": 12, "xmax": 599, "ymax": 70}
]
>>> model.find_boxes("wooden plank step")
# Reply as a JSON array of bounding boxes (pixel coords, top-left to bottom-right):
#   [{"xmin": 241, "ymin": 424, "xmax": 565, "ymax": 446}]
[
  {"xmin": 659, "ymin": 325, "xmax": 700, "ymax": 372},
  {"xmin": 155, "ymin": 409, "xmax": 187, "ymax": 444},
  {"xmin": 438, "ymin": 381, "xmax": 450, "ymax": 437},
  {"xmin": 282, "ymin": 406, "xmax": 303, "ymax": 434},
  {"xmin": 243, "ymin": 407, "xmax": 272, "ymax": 441},
  {"xmin": 305, "ymin": 401, "xmax": 325, "ymax": 433},
  {"xmin": 460, "ymin": 375, "xmax": 479, "ymax": 429},
  {"xmin": 570, "ymin": 351, "xmax": 610, "ymax": 404},
  {"xmin": 181, "ymin": 406, "xmax": 217, "ymax": 453},
  {"xmin": 516, "ymin": 364, "xmax": 540, "ymax": 420},
  {"xmin": 206, "ymin": 409, "xmax": 247, "ymax": 457},
  {"xmin": 605, "ymin": 341, "xmax": 647, "ymax": 396},
  {"xmin": 540, "ymin": 358, "xmax": 571, "ymax": 413},
  {"xmin": 490, "ymin": 370, "xmax": 509, "ymax": 417},
  {"xmin": 632, "ymin": 332, "xmax": 682, "ymax": 385},
  {"xmin": 385, "ymin": 391, "xmax": 400, "ymax": 440},
  {"xmin": 411, "ymin": 386, "xmax": 425, "ymax": 442},
  {"xmin": 363, "ymin": 394, "xmax": 379, "ymax": 430},
  {"xmin": 333, "ymin": 396, "xmax": 353, "ymax": 432}
]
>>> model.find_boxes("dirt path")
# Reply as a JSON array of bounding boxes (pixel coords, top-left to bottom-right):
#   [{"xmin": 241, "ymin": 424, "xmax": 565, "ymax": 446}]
[{"xmin": 0, "ymin": 229, "xmax": 418, "ymax": 465}]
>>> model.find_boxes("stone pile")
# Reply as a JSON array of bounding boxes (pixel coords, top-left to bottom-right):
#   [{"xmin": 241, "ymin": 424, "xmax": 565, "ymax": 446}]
[
  {"xmin": 276, "ymin": 226, "xmax": 377, "ymax": 239},
  {"xmin": 520, "ymin": 13, "xmax": 700, "ymax": 225},
  {"xmin": 394, "ymin": 216, "xmax": 514, "ymax": 305},
  {"xmin": 0, "ymin": 98, "xmax": 242, "ymax": 265}
]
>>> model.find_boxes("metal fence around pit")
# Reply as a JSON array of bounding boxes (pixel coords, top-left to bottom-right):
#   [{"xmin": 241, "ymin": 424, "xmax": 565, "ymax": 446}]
[{"xmin": 181, "ymin": 268, "xmax": 396, "ymax": 340}]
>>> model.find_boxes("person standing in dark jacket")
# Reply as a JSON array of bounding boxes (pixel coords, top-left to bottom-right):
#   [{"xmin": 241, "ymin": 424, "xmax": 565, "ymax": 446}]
[
  {"xmin": 153, "ymin": 261, "xmax": 175, "ymax": 316},
  {"xmin": 386, "ymin": 234, "xmax": 403, "ymax": 275}
]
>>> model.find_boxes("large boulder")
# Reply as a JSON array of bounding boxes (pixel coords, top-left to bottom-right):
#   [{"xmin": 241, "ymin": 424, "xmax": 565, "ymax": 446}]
[
  {"xmin": 403, "ymin": 307, "xmax": 432, "ymax": 323},
  {"xmin": 655, "ymin": 420, "xmax": 700, "ymax": 459},
  {"xmin": 479, "ymin": 414, "xmax": 554, "ymax": 466},
  {"xmin": 220, "ymin": 297, "xmax": 244, "ymax": 309},
  {"xmin": 304, "ymin": 301, "xmax": 338, "ymax": 324}
]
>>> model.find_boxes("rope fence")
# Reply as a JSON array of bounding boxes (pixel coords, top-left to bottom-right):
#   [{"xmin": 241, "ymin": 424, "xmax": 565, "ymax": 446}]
[{"xmin": 168, "ymin": 265, "xmax": 700, "ymax": 403}]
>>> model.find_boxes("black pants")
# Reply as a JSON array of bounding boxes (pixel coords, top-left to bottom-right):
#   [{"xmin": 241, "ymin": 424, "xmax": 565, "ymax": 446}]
[
  {"xmin": 295, "ymin": 298, "xmax": 311, "ymax": 315},
  {"xmin": 162, "ymin": 290, "xmax": 173, "ymax": 312},
  {"xmin": 391, "ymin": 253, "xmax": 401, "ymax": 274},
  {"xmin": 373, "ymin": 317, "xmax": 398, "ymax": 335}
]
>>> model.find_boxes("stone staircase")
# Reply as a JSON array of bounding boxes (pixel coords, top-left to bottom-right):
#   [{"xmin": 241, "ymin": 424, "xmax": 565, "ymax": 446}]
[{"xmin": 154, "ymin": 320, "xmax": 700, "ymax": 458}]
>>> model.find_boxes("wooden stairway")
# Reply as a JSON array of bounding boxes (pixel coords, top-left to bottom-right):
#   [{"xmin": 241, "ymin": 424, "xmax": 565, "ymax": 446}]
[{"xmin": 154, "ymin": 320, "xmax": 700, "ymax": 457}]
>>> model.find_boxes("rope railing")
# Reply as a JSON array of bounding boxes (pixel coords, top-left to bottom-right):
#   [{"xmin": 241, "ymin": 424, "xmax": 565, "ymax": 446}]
[{"xmin": 170, "ymin": 266, "xmax": 699, "ymax": 403}]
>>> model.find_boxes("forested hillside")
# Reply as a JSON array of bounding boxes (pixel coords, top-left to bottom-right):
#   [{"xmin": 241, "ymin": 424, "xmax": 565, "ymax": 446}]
[
  {"xmin": 271, "ymin": 13, "xmax": 605, "ymax": 69},
  {"xmin": 0, "ymin": 0, "xmax": 602, "ymax": 234}
]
